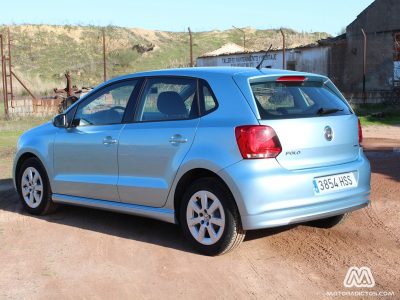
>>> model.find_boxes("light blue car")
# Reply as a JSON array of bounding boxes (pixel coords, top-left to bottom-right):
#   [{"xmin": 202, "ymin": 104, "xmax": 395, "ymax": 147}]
[{"xmin": 13, "ymin": 67, "xmax": 371, "ymax": 255}]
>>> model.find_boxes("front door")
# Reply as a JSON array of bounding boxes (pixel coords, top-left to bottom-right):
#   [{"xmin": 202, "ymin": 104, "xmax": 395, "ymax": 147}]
[
  {"xmin": 53, "ymin": 80, "xmax": 138, "ymax": 201},
  {"xmin": 118, "ymin": 77, "xmax": 199, "ymax": 207}
]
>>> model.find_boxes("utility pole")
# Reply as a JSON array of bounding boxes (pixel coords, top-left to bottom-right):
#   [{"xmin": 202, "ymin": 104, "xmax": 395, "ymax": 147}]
[
  {"xmin": 361, "ymin": 28, "xmax": 367, "ymax": 104},
  {"xmin": 188, "ymin": 27, "xmax": 193, "ymax": 67},
  {"xmin": 280, "ymin": 28, "xmax": 286, "ymax": 70},
  {"xmin": 102, "ymin": 28, "xmax": 107, "ymax": 82},
  {"xmin": 232, "ymin": 26, "xmax": 246, "ymax": 51}
]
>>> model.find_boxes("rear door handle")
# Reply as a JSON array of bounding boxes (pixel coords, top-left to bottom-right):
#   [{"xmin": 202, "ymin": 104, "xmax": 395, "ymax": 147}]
[
  {"xmin": 169, "ymin": 134, "xmax": 188, "ymax": 145},
  {"xmin": 103, "ymin": 136, "xmax": 118, "ymax": 145}
]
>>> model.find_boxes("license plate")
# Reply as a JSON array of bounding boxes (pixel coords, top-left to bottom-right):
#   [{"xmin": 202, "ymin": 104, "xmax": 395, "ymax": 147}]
[{"xmin": 313, "ymin": 172, "xmax": 357, "ymax": 195}]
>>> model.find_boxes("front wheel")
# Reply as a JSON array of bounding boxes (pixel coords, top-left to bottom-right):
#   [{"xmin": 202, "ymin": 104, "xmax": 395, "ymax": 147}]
[
  {"xmin": 17, "ymin": 157, "xmax": 57, "ymax": 215},
  {"xmin": 180, "ymin": 178, "xmax": 245, "ymax": 256}
]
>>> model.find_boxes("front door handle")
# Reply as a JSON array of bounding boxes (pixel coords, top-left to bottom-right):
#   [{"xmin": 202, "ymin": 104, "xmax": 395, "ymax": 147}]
[
  {"xmin": 169, "ymin": 134, "xmax": 188, "ymax": 145},
  {"xmin": 103, "ymin": 136, "xmax": 118, "ymax": 145}
]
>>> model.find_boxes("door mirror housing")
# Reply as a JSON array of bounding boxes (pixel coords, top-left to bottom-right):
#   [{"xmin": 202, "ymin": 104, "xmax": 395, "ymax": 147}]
[{"xmin": 53, "ymin": 114, "xmax": 68, "ymax": 128}]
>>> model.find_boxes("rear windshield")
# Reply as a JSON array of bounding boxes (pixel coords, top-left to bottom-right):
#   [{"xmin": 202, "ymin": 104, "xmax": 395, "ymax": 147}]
[{"xmin": 250, "ymin": 80, "xmax": 352, "ymax": 119}]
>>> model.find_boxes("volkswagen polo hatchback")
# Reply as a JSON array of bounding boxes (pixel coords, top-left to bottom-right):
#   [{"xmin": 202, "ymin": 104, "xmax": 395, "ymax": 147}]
[{"xmin": 13, "ymin": 67, "xmax": 371, "ymax": 255}]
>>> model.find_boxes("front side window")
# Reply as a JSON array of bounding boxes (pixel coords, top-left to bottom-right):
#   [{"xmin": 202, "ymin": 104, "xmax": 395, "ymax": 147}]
[
  {"xmin": 73, "ymin": 81, "xmax": 137, "ymax": 126},
  {"xmin": 137, "ymin": 77, "xmax": 198, "ymax": 122}
]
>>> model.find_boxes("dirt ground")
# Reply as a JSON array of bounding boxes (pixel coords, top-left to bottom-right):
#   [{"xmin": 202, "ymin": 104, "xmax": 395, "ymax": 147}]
[{"xmin": 0, "ymin": 125, "xmax": 399, "ymax": 299}]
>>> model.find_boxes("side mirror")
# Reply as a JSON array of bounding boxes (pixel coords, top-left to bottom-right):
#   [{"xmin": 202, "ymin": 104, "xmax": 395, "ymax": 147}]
[{"xmin": 53, "ymin": 114, "xmax": 67, "ymax": 128}]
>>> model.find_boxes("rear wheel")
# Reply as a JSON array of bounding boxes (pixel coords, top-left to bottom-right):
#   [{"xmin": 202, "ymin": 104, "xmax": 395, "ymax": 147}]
[
  {"xmin": 17, "ymin": 157, "xmax": 57, "ymax": 215},
  {"xmin": 180, "ymin": 177, "xmax": 245, "ymax": 256},
  {"xmin": 308, "ymin": 213, "xmax": 349, "ymax": 228}
]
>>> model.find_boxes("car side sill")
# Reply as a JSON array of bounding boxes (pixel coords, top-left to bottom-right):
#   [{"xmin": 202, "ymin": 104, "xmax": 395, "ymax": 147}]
[{"xmin": 52, "ymin": 193, "xmax": 176, "ymax": 224}]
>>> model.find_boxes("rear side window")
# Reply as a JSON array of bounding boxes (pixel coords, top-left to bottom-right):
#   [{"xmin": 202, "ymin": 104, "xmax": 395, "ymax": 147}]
[
  {"xmin": 250, "ymin": 80, "xmax": 351, "ymax": 119},
  {"xmin": 136, "ymin": 77, "xmax": 198, "ymax": 122}
]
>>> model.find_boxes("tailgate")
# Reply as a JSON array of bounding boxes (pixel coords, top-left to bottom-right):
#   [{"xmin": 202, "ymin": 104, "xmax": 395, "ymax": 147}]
[{"xmin": 260, "ymin": 115, "xmax": 360, "ymax": 170}]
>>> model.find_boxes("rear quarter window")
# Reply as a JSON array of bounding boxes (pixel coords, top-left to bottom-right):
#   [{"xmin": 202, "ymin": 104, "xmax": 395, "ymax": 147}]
[
  {"xmin": 251, "ymin": 80, "xmax": 352, "ymax": 119},
  {"xmin": 199, "ymin": 81, "xmax": 218, "ymax": 115}
]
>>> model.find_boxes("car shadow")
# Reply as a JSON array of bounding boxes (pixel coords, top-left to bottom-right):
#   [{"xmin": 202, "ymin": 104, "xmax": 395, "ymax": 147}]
[
  {"xmin": 0, "ymin": 178, "xmax": 294, "ymax": 254},
  {"xmin": 245, "ymin": 225, "xmax": 298, "ymax": 241},
  {"xmin": 365, "ymin": 150, "xmax": 400, "ymax": 182},
  {"xmin": 0, "ymin": 178, "xmax": 196, "ymax": 253}
]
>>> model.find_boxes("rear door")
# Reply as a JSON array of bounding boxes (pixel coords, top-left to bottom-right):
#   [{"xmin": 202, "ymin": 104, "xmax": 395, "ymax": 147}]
[
  {"xmin": 243, "ymin": 75, "xmax": 359, "ymax": 170},
  {"xmin": 117, "ymin": 77, "xmax": 199, "ymax": 207}
]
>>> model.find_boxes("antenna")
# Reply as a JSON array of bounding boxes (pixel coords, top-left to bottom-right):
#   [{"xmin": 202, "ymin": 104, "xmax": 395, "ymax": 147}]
[{"xmin": 256, "ymin": 44, "xmax": 273, "ymax": 70}]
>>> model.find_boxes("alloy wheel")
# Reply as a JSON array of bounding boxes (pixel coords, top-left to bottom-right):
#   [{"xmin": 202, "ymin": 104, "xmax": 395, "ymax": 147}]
[
  {"xmin": 186, "ymin": 190, "xmax": 226, "ymax": 245},
  {"xmin": 21, "ymin": 167, "xmax": 44, "ymax": 209}
]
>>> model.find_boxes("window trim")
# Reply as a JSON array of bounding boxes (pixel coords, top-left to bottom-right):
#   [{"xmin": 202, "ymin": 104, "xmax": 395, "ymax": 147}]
[{"xmin": 70, "ymin": 78, "xmax": 141, "ymax": 127}]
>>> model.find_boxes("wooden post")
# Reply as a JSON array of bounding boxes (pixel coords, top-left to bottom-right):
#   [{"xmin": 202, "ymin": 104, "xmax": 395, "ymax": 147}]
[
  {"xmin": 65, "ymin": 71, "xmax": 72, "ymax": 97},
  {"xmin": 103, "ymin": 29, "xmax": 107, "ymax": 82},
  {"xmin": 361, "ymin": 28, "xmax": 367, "ymax": 104},
  {"xmin": 280, "ymin": 28, "xmax": 286, "ymax": 70},
  {"xmin": 188, "ymin": 27, "xmax": 193, "ymax": 67}
]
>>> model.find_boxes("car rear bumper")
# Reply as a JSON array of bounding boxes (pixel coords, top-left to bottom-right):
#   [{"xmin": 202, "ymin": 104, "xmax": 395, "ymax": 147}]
[
  {"xmin": 240, "ymin": 192, "xmax": 369, "ymax": 230},
  {"xmin": 218, "ymin": 149, "xmax": 371, "ymax": 230}
]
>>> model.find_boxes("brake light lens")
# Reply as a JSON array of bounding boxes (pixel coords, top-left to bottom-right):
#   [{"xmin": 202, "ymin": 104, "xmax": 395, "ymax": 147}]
[
  {"xmin": 358, "ymin": 118, "xmax": 363, "ymax": 144},
  {"xmin": 276, "ymin": 76, "xmax": 306, "ymax": 83},
  {"xmin": 235, "ymin": 125, "xmax": 282, "ymax": 159}
]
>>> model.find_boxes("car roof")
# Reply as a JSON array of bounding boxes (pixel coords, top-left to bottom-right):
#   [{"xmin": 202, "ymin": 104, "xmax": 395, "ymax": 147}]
[{"xmin": 102, "ymin": 67, "xmax": 322, "ymax": 87}]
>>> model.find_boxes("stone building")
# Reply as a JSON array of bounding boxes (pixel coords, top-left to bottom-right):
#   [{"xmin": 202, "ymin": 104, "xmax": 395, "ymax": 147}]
[
  {"xmin": 330, "ymin": 0, "xmax": 400, "ymax": 93},
  {"xmin": 197, "ymin": 0, "xmax": 400, "ymax": 99}
]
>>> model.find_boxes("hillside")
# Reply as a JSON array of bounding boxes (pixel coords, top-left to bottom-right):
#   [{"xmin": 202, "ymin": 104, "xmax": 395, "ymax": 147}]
[{"xmin": 0, "ymin": 25, "xmax": 329, "ymax": 97}]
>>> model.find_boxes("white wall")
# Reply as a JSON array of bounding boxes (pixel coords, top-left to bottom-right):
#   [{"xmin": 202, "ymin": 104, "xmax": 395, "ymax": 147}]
[
  {"xmin": 196, "ymin": 46, "xmax": 330, "ymax": 76},
  {"xmin": 7, "ymin": 98, "xmax": 60, "ymax": 117}
]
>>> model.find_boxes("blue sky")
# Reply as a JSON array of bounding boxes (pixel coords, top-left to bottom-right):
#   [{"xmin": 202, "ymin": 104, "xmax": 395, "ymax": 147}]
[{"xmin": 1, "ymin": 0, "xmax": 374, "ymax": 35}]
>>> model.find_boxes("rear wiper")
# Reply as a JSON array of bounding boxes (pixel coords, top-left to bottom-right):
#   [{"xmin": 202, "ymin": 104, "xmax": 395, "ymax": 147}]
[{"xmin": 317, "ymin": 107, "xmax": 344, "ymax": 116}]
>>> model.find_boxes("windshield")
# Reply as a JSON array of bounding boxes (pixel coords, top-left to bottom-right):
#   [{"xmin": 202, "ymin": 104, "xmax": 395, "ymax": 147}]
[{"xmin": 250, "ymin": 80, "xmax": 352, "ymax": 119}]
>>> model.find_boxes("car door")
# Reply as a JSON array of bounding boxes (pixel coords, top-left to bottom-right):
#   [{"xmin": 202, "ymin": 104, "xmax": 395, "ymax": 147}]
[
  {"xmin": 117, "ymin": 77, "xmax": 200, "ymax": 207},
  {"xmin": 53, "ymin": 80, "xmax": 138, "ymax": 201}
]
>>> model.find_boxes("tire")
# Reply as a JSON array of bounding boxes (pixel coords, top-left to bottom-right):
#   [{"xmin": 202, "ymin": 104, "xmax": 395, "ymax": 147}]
[
  {"xmin": 17, "ymin": 157, "xmax": 57, "ymax": 215},
  {"xmin": 180, "ymin": 177, "xmax": 246, "ymax": 256},
  {"xmin": 308, "ymin": 213, "xmax": 349, "ymax": 229}
]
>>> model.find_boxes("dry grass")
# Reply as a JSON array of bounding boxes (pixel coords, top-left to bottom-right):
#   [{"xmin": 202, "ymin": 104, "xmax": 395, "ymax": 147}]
[
  {"xmin": 0, "ymin": 115, "xmax": 50, "ymax": 179},
  {"xmin": 0, "ymin": 25, "xmax": 329, "ymax": 99},
  {"xmin": 0, "ymin": 74, "xmax": 64, "ymax": 98}
]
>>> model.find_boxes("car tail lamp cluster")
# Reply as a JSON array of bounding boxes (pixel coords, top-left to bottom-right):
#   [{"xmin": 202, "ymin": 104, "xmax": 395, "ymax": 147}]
[
  {"xmin": 235, "ymin": 125, "xmax": 282, "ymax": 159},
  {"xmin": 358, "ymin": 118, "xmax": 363, "ymax": 144}
]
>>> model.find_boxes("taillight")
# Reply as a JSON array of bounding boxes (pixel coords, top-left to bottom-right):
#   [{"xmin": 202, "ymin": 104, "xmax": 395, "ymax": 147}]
[
  {"xmin": 358, "ymin": 118, "xmax": 363, "ymax": 144},
  {"xmin": 235, "ymin": 125, "xmax": 282, "ymax": 159},
  {"xmin": 276, "ymin": 76, "xmax": 306, "ymax": 83}
]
